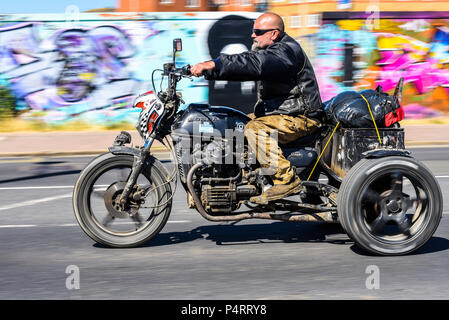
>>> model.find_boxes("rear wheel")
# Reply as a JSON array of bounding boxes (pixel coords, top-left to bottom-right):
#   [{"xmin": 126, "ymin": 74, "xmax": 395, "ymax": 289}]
[
  {"xmin": 337, "ymin": 156, "xmax": 442, "ymax": 255},
  {"xmin": 73, "ymin": 153, "xmax": 172, "ymax": 247}
]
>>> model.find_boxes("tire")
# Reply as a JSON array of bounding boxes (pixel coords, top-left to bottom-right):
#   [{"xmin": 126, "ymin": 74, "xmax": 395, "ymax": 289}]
[
  {"xmin": 337, "ymin": 156, "xmax": 442, "ymax": 256},
  {"xmin": 73, "ymin": 153, "xmax": 172, "ymax": 248}
]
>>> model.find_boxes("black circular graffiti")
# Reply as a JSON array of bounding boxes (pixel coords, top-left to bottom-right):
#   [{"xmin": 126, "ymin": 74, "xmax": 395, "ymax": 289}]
[{"xmin": 207, "ymin": 15, "xmax": 256, "ymax": 114}]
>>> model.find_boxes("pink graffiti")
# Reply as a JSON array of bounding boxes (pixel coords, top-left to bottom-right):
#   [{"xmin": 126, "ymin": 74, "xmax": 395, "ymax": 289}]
[
  {"xmin": 403, "ymin": 103, "xmax": 444, "ymax": 119},
  {"xmin": 315, "ymin": 59, "xmax": 341, "ymax": 101},
  {"xmin": 377, "ymin": 59, "xmax": 449, "ymax": 95},
  {"xmin": 376, "ymin": 33, "xmax": 449, "ymax": 95}
]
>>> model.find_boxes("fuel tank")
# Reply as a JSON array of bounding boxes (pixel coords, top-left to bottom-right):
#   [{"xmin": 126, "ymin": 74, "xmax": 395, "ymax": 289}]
[
  {"xmin": 172, "ymin": 103, "xmax": 251, "ymax": 138},
  {"xmin": 171, "ymin": 103, "xmax": 251, "ymax": 184}
]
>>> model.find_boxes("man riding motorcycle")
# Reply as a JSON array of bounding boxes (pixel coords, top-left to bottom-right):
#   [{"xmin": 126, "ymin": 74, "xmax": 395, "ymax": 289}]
[{"xmin": 191, "ymin": 12, "xmax": 323, "ymax": 205}]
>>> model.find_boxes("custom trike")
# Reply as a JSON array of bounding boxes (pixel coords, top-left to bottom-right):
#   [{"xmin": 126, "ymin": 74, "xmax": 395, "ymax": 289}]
[{"xmin": 73, "ymin": 39, "xmax": 442, "ymax": 255}]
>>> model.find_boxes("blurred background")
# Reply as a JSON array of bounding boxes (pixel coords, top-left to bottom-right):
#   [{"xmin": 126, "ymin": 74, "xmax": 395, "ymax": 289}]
[{"xmin": 1, "ymin": 0, "xmax": 449, "ymax": 131}]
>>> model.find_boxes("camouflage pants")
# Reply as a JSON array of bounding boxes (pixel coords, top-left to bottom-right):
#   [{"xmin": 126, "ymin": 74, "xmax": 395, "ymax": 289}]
[{"xmin": 245, "ymin": 114, "xmax": 319, "ymax": 185}]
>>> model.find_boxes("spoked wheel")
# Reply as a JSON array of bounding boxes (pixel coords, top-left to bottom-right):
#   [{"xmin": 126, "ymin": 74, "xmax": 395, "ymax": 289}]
[
  {"xmin": 338, "ymin": 156, "xmax": 442, "ymax": 255},
  {"xmin": 73, "ymin": 153, "xmax": 172, "ymax": 247}
]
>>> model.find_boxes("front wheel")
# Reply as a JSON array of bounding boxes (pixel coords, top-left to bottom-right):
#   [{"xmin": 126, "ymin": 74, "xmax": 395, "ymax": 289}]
[
  {"xmin": 73, "ymin": 153, "xmax": 172, "ymax": 247},
  {"xmin": 337, "ymin": 156, "xmax": 442, "ymax": 256}
]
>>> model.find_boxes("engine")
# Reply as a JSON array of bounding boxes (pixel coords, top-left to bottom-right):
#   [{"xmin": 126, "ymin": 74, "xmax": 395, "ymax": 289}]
[{"xmin": 170, "ymin": 103, "xmax": 261, "ymax": 214}]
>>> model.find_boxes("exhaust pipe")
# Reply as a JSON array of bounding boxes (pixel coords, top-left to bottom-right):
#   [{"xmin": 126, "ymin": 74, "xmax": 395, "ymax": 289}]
[{"xmin": 186, "ymin": 163, "xmax": 336, "ymax": 223}]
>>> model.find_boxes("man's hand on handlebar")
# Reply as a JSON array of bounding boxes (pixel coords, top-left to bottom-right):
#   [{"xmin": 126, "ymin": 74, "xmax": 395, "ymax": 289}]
[{"xmin": 190, "ymin": 61, "xmax": 215, "ymax": 77}]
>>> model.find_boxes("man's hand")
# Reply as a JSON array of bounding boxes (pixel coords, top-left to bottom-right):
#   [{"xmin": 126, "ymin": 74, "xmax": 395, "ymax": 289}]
[{"xmin": 190, "ymin": 61, "xmax": 215, "ymax": 77}]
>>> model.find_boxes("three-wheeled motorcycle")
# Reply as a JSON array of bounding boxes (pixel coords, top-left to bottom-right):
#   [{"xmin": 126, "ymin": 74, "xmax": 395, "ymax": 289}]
[{"xmin": 73, "ymin": 39, "xmax": 442, "ymax": 255}]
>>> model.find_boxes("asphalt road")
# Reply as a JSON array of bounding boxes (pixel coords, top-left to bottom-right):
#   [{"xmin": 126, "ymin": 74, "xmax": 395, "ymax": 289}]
[{"xmin": 0, "ymin": 147, "xmax": 448, "ymax": 300}]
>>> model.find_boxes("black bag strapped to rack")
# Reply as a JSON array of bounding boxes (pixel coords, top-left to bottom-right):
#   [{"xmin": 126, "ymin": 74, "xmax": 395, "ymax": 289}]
[{"xmin": 323, "ymin": 78, "xmax": 404, "ymax": 128}]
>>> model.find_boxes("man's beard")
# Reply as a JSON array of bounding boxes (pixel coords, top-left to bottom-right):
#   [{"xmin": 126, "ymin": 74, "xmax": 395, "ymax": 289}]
[{"xmin": 251, "ymin": 40, "xmax": 261, "ymax": 52}]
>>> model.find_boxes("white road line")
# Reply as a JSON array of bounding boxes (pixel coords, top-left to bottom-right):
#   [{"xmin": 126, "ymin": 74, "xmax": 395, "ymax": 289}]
[
  {"xmin": 0, "ymin": 224, "xmax": 37, "ymax": 228},
  {"xmin": 0, "ymin": 175, "xmax": 448, "ymax": 192},
  {"xmin": 0, "ymin": 186, "xmax": 74, "ymax": 190},
  {"xmin": 0, "ymin": 193, "xmax": 72, "ymax": 211},
  {"xmin": 1, "ymin": 214, "xmax": 447, "ymax": 229},
  {"xmin": 0, "ymin": 185, "xmax": 111, "ymax": 190},
  {"xmin": 0, "ymin": 220, "xmax": 192, "ymax": 229}
]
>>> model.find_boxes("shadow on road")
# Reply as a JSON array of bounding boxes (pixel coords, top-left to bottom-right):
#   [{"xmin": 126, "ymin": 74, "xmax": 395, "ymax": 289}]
[
  {"xmin": 141, "ymin": 221, "xmax": 351, "ymax": 247},
  {"xmin": 93, "ymin": 221, "xmax": 449, "ymax": 256}
]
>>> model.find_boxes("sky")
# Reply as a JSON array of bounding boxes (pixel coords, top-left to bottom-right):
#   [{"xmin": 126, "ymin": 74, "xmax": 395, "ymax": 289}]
[{"xmin": 0, "ymin": 0, "xmax": 117, "ymax": 14}]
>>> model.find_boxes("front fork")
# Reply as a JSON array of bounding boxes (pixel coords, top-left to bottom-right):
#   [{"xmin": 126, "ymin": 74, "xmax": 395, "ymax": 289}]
[
  {"xmin": 118, "ymin": 95, "xmax": 175, "ymax": 210},
  {"xmin": 119, "ymin": 136, "xmax": 155, "ymax": 210}
]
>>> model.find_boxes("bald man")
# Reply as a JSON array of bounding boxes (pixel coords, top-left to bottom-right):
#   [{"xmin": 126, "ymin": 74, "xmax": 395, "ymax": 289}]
[{"xmin": 191, "ymin": 12, "xmax": 323, "ymax": 205}]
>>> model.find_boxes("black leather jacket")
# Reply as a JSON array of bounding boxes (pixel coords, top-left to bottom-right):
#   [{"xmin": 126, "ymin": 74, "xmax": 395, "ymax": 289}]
[{"xmin": 204, "ymin": 33, "xmax": 322, "ymax": 118}]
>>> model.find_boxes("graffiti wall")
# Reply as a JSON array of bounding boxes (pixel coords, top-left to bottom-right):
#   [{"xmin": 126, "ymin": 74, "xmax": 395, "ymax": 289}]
[
  {"xmin": 0, "ymin": 12, "xmax": 259, "ymax": 125},
  {"xmin": 2, "ymin": 11, "xmax": 449, "ymax": 126},
  {"xmin": 315, "ymin": 12, "xmax": 449, "ymax": 119}
]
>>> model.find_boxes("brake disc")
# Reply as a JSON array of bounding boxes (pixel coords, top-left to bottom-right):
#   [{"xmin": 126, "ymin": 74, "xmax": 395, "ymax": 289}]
[{"xmin": 104, "ymin": 182, "xmax": 131, "ymax": 219}]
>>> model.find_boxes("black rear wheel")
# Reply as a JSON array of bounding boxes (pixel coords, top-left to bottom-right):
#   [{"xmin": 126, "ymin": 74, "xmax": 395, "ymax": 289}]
[{"xmin": 337, "ymin": 156, "xmax": 442, "ymax": 255}]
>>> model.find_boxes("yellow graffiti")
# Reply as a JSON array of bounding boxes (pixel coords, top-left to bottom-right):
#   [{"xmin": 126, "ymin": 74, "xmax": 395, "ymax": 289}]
[
  {"xmin": 79, "ymin": 73, "xmax": 95, "ymax": 81},
  {"xmin": 336, "ymin": 20, "xmax": 365, "ymax": 31},
  {"xmin": 378, "ymin": 35, "xmax": 429, "ymax": 61},
  {"xmin": 375, "ymin": 20, "xmax": 403, "ymax": 33},
  {"xmin": 336, "ymin": 19, "xmax": 403, "ymax": 32}
]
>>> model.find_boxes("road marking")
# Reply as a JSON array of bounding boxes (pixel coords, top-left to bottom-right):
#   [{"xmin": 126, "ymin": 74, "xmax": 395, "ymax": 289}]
[
  {"xmin": 167, "ymin": 220, "xmax": 192, "ymax": 223},
  {"xmin": 0, "ymin": 193, "xmax": 72, "ymax": 211},
  {"xmin": 0, "ymin": 220, "xmax": 192, "ymax": 229},
  {"xmin": 0, "ymin": 175, "xmax": 445, "ymax": 191},
  {"xmin": 0, "ymin": 185, "xmax": 109, "ymax": 190},
  {"xmin": 0, "ymin": 186, "xmax": 74, "ymax": 190},
  {"xmin": 318, "ymin": 175, "xmax": 449, "ymax": 182},
  {"xmin": 0, "ymin": 224, "xmax": 37, "ymax": 228}
]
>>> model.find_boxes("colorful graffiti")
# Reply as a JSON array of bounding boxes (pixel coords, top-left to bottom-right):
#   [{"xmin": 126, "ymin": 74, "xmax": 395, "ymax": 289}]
[
  {"xmin": 0, "ymin": 12, "xmax": 259, "ymax": 125},
  {"xmin": 2, "ymin": 12, "xmax": 449, "ymax": 125},
  {"xmin": 314, "ymin": 13, "xmax": 449, "ymax": 119}
]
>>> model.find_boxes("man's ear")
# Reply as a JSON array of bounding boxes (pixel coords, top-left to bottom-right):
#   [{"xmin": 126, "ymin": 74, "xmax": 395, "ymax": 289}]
[{"xmin": 271, "ymin": 30, "xmax": 280, "ymax": 41}]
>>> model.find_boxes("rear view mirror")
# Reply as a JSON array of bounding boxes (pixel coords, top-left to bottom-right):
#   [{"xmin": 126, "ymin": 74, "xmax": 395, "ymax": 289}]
[{"xmin": 173, "ymin": 38, "xmax": 182, "ymax": 52}]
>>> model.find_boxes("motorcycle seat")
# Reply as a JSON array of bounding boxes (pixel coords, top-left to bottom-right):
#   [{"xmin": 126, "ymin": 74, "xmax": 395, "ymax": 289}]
[{"xmin": 279, "ymin": 126, "xmax": 327, "ymax": 149}]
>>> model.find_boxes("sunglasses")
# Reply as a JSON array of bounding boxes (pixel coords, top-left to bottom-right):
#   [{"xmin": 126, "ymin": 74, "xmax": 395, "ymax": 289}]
[{"xmin": 252, "ymin": 28, "xmax": 280, "ymax": 36}]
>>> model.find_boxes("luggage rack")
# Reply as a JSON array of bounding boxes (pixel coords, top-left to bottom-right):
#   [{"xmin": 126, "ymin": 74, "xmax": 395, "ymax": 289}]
[{"xmin": 323, "ymin": 127, "xmax": 405, "ymax": 178}]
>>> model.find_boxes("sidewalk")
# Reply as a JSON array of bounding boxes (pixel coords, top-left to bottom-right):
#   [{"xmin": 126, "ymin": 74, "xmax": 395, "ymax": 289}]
[
  {"xmin": 0, "ymin": 131, "xmax": 167, "ymax": 157},
  {"xmin": 0, "ymin": 125, "xmax": 449, "ymax": 157}
]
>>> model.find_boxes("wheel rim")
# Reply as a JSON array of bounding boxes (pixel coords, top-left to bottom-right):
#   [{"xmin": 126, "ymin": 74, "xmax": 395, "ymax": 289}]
[
  {"xmin": 357, "ymin": 169, "xmax": 431, "ymax": 244},
  {"xmin": 85, "ymin": 162, "xmax": 161, "ymax": 237}
]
